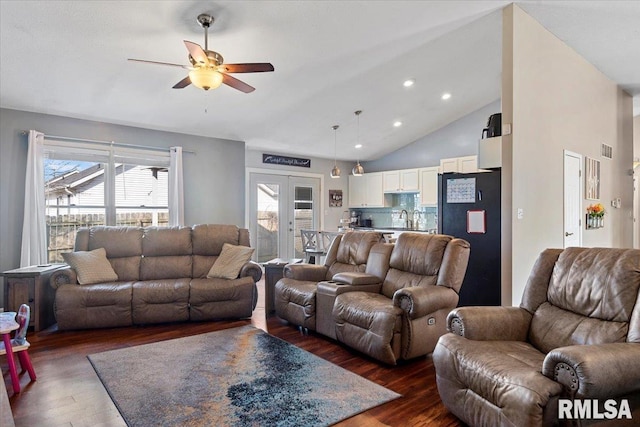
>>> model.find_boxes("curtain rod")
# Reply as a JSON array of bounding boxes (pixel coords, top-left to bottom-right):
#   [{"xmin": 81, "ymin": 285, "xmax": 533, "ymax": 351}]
[{"xmin": 21, "ymin": 131, "xmax": 195, "ymax": 154}]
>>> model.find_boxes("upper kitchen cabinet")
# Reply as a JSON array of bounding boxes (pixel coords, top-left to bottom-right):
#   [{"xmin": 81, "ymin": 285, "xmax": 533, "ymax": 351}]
[
  {"xmin": 383, "ymin": 168, "xmax": 420, "ymax": 193},
  {"xmin": 348, "ymin": 172, "xmax": 386, "ymax": 207},
  {"xmin": 440, "ymin": 155, "xmax": 478, "ymax": 173},
  {"xmin": 419, "ymin": 167, "xmax": 439, "ymax": 206}
]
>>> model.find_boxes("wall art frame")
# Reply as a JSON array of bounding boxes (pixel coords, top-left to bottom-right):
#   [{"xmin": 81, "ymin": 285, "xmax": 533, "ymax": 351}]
[{"xmin": 585, "ymin": 157, "xmax": 600, "ymax": 200}]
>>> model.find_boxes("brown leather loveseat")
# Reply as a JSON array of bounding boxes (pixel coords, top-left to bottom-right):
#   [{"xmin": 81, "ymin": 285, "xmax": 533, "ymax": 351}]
[
  {"xmin": 274, "ymin": 231, "xmax": 382, "ymax": 332},
  {"xmin": 50, "ymin": 224, "xmax": 262, "ymax": 330},
  {"xmin": 433, "ymin": 247, "xmax": 640, "ymax": 426},
  {"xmin": 332, "ymin": 233, "xmax": 470, "ymax": 365}
]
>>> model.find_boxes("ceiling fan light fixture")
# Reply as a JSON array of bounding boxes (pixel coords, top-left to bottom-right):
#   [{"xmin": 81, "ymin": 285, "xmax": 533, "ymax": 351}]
[{"xmin": 188, "ymin": 68, "xmax": 223, "ymax": 90}]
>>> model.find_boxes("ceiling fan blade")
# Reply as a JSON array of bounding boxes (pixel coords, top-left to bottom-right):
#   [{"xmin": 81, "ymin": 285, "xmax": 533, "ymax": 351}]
[
  {"xmin": 128, "ymin": 58, "xmax": 188, "ymax": 69},
  {"xmin": 222, "ymin": 73, "xmax": 255, "ymax": 93},
  {"xmin": 172, "ymin": 76, "xmax": 192, "ymax": 89},
  {"xmin": 184, "ymin": 40, "xmax": 208, "ymax": 65},
  {"xmin": 220, "ymin": 63, "xmax": 275, "ymax": 73}
]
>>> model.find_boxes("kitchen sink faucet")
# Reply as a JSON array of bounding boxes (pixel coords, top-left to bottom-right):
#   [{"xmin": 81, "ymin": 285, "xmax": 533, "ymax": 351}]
[{"xmin": 399, "ymin": 209, "xmax": 411, "ymax": 229}]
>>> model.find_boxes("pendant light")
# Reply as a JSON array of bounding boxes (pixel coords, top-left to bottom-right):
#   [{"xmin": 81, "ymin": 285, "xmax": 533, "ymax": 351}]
[
  {"xmin": 352, "ymin": 110, "xmax": 364, "ymax": 176},
  {"xmin": 330, "ymin": 125, "xmax": 341, "ymax": 178}
]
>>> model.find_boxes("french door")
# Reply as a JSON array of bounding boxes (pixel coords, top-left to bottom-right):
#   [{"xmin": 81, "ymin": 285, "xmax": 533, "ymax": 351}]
[{"xmin": 248, "ymin": 173, "xmax": 321, "ymax": 262}]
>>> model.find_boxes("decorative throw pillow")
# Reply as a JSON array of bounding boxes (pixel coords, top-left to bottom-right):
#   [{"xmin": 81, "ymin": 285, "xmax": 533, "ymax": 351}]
[
  {"xmin": 62, "ymin": 247, "xmax": 118, "ymax": 285},
  {"xmin": 207, "ymin": 243, "xmax": 255, "ymax": 280}
]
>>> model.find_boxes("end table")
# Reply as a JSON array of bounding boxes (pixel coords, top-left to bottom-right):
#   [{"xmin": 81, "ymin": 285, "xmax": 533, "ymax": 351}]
[
  {"xmin": 2, "ymin": 264, "xmax": 65, "ymax": 331},
  {"xmin": 263, "ymin": 258, "xmax": 302, "ymax": 316}
]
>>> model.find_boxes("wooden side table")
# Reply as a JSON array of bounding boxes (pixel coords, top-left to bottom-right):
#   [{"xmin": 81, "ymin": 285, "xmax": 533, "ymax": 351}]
[
  {"xmin": 263, "ymin": 258, "xmax": 302, "ymax": 316},
  {"xmin": 2, "ymin": 264, "xmax": 65, "ymax": 331}
]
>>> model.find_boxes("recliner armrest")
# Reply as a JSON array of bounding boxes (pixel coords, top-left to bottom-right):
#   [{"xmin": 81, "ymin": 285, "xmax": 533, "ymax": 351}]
[
  {"xmin": 332, "ymin": 272, "xmax": 381, "ymax": 286},
  {"xmin": 283, "ymin": 263, "xmax": 328, "ymax": 282},
  {"xmin": 446, "ymin": 306, "xmax": 532, "ymax": 341},
  {"xmin": 50, "ymin": 268, "xmax": 78, "ymax": 289},
  {"xmin": 393, "ymin": 286, "xmax": 458, "ymax": 320},
  {"xmin": 542, "ymin": 343, "xmax": 640, "ymax": 399},
  {"xmin": 239, "ymin": 261, "xmax": 263, "ymax": 282}
]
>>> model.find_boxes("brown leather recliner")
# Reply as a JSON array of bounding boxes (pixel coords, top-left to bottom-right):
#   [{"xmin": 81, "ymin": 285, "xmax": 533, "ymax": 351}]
[
  {"xmin": 274, "ymin": 231, "xmax": 382, "ymax": 332},
  {"xmin": 433, "ymin": 247, "xmax": 640, "ymax": 427},
  {"xmin": 332, "ymin": 233, "xmax": 470, "ymax": 365}
]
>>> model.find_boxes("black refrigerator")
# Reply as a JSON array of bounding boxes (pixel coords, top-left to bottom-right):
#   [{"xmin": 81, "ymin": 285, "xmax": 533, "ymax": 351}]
[{"xmin": 438, "ymin": 170, "xmax": 501, "ymax": 306}]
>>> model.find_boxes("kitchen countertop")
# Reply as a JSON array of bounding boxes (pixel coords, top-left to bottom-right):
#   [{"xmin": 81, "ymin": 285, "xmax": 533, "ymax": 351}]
[{"xmin": 351, "ymin": 226, "xmax": 437, "ymax": 233}]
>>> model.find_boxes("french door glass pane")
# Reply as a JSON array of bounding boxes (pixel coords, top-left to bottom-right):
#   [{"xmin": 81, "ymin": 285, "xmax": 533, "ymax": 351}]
[
  {"xmin": 256, "ymin": 183, "xmax": 280, "ymax": 263},
  {"xmin": 293, "ymin": 185, "xmax": 313, "ymax": 259}
]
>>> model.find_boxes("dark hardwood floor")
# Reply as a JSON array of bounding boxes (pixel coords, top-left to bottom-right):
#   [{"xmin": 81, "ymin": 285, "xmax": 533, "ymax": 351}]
[{"xmin": 3, "ymin": 280, "xmax": 463, "ymax": 427}]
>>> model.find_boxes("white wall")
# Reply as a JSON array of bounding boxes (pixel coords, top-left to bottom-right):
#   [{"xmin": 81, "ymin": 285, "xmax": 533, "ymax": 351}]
[
  {"xmin": 634, "ymin": 115, "xmax": 640, "ymax": 248},
  {"xmin": 504, "ymin": 5, "xmax": 635, "ymax": 305}
]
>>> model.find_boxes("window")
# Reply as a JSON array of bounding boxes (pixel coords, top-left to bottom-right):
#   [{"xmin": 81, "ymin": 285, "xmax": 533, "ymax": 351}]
[{"xmin": 44, "ymin": 140, "xmax": 170, "ymax": 262}]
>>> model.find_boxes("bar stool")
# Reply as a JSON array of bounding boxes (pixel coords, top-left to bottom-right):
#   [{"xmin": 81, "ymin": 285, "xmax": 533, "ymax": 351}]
[{"xmin": 0, "ymin": 304, "xmax": 36, "ymax": 393}]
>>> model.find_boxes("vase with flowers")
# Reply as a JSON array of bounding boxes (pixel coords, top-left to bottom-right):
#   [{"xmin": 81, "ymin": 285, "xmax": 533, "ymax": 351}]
[{"xmin": 586, "ymin": 203, "xmax": 605, "ymax": 229}]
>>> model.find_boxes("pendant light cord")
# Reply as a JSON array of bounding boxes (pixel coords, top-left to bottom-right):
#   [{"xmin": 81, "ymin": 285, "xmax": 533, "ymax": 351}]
[{"xmin": 333, "ymin": 125, "xmax": 339, "ymax": 166}]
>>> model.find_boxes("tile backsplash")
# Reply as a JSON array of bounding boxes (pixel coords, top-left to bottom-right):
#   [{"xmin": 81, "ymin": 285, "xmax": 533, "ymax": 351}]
[{"xmin": 351, "ymin": 194, "xmax": 437, "ymax": 230}]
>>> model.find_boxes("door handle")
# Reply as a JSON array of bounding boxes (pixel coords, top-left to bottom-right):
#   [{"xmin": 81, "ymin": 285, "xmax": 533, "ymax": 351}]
[{"xmin": 565, "ymin": 232, "xmax": 574, "ymax": 237}]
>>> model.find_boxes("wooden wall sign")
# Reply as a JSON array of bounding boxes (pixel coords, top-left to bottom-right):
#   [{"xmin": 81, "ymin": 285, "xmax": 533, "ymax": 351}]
[{"xmin": 263, "ymin": 154, "xmax": 311, "ymax": 168}]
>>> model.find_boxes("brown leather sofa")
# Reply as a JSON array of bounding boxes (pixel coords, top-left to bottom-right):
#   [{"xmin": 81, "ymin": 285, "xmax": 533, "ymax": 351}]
[
  {"xmin": 50, "ymin": 224, "xmax": 262, "ymax": 330},
  {"xmin": 433, "ymin": 247, "xmax": 640, "ymax": 426},
  {"xmin": 274, "ymin": 231, "xmax": 382, "ymax": 332},
  {"xmin": 331, "ymin": 233, "xmax": 470, "ymax": 365}
]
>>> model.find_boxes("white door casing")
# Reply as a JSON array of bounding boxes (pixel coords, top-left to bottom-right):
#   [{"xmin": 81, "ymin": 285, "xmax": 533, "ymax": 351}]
[
  {"xmin": 563, "ymin": 150, "xmax": 582, "ymax": 248},
  {"xmin": 248, "ymin": 172, "xmax": 320, "ymax": 262}
]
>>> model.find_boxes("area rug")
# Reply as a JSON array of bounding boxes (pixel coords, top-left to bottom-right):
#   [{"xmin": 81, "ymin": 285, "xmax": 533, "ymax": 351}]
[{"xmin": 88, "ymin": 325, "xmax": 400, "ymax": 426}]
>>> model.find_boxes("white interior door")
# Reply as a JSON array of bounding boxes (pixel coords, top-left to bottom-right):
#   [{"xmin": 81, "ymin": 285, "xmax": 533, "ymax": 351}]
[
  {"xmin": 249, "ymin": 173, "xmax": 320, "ymax": 262},
  {"xmin": 563, "ymin": 150, "xmax": 582, "ymax": 248}
]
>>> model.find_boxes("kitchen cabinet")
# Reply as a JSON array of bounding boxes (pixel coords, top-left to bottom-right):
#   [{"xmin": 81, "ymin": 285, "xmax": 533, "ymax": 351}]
[
  {"xmin": 348, "ymin": 172, "xmax": 385, "ymax": 207},
  {"xmin": 419, "ymin": 167, "xmax": 439, "ymax": 206},
  {"xmin": 383, "ymin": 169, "xmax": 419, "ymax": 193},
  {"xmin": 478, "ymin": 136, "xmax": 502, "ymax": 169},
  {"xmin": 440, "ymin": 155, "xmax": 478, "ymax": 173}
]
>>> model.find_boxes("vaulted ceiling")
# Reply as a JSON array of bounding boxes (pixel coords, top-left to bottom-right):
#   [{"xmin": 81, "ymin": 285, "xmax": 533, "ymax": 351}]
[{"xmin": 1, "ymin": 1, "xmax": 638, "ymax": 162}]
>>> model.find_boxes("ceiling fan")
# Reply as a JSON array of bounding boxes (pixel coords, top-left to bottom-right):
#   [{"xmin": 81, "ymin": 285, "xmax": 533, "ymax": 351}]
[{"xmin": 128, "ymin": 13, "xmax": 274, "ymax": 93}]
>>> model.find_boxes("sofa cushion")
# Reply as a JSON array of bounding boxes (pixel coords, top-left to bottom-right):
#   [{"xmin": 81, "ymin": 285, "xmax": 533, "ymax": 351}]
[
  {"xmin": 132, "ymin": 279, "xmax": 190, "ymax": 324},
  {"xmin": 87, "ymin": 226, "xmax": 143, "ymax": 257},
  {"xmin": 192, "ymin": 224, "xmax": 241, "ymax": 256},
  {"xmin": 62, "ymin": 247, "xmax": 118, "ymax": 285},
  {"xmin": 207, "ymin": 243, "xmax": 254, "ymax": 280},
  {"xmin": 528, "ymin": 247, "xmax": 640, "ymax": 352},
  {"xmin": 434, "ymin": 333, "xmax": 563, "ymax": 427},
  {"xmin": 142, "ymin": 226, "xmax": 192, "ymax": 257}
]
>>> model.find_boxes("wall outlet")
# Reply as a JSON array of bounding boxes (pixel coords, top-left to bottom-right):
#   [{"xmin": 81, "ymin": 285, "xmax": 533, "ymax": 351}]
[{"xmin": 517, "ymin": 208, "xmax": 524, "ymax": 219}]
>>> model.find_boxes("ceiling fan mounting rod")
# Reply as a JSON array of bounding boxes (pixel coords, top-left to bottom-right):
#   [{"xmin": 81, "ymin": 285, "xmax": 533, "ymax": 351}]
[{"xmin": 197, "ymin": 13, "xmax": 214, "ymax": 52}]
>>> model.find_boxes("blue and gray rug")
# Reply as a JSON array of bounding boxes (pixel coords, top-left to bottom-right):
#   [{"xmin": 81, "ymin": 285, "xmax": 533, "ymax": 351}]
[{"xmin": 88, "ymin": 325, "xmax": 400, "ymax": 426}]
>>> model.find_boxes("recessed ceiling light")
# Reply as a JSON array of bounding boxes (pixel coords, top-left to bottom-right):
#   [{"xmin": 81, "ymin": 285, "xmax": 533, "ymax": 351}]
[
  {"xmin": 403, "ymin": 79, "xmax": 415, "ymax": 88},
  {"xmin": 393, "ymin": 121, "xmax": 403, "ymax": 127},
  {"xmin": 441, "ymin": 92, "xmax": 452, "ymax": 100},
  {"xmin": 355, "ymin": 144, "xmax": 363, "ymax": 149}
]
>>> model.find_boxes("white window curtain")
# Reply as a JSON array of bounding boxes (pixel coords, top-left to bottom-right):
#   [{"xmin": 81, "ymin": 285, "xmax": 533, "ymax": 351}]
[
  {"xmin": 20, "ymin": 130, "xmax": 47, "ymax": 267},
  {"xmin": 169, "ymin": 146, "xmax": 184, "ymax": 226}
]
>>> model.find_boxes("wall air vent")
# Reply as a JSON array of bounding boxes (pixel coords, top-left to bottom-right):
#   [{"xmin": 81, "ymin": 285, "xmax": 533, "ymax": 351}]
[{"xmin": 601, "ymin": 143, "xmax": 613, "ymax": 159}]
